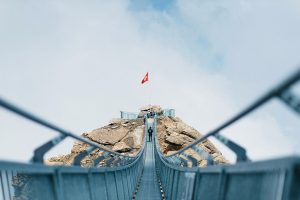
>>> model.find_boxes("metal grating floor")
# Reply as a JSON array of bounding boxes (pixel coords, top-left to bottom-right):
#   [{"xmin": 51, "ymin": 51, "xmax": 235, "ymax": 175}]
[{"xmin": 136, "ymin": 141, "xmax": 161, "ymax": 200}]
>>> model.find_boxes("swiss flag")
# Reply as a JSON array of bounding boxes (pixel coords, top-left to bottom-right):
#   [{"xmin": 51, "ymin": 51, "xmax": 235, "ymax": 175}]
[{"xmin": 141, "ymin": 72, "xmax": 149, "ymax": 84}]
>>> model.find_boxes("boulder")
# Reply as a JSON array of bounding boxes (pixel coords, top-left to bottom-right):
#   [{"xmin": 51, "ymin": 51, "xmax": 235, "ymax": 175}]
[
  {"xmin": 138, "ymin": 105, "xmax": 163, "ymax": 117},
  {"xmin": 139, "ymin": 105, "xmax": 163, "ymax": 113},
  {"xmin": 165, "ymin": 122, "xmax": 199, "ymax": 139},
  {"xmin": 122, "ymin": 136, "xmax": 135, "ymax": 147},
  {"xmin": 165, "ymin": 132, "xmax": 194, "ymax": 146},
  {"xmin": 85, "ymin": 126, "xmax": 128, "ymax": 145},
  {"xmin": 71, "ymin": 141, "xmax": 89, "ymax": 153},
  {"xmin": 112, "ymin": 141, "xmax": 132, "ymax": 153}
]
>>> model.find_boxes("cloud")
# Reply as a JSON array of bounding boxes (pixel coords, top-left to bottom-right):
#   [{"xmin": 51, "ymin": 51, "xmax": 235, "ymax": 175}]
[{"xmin": 0, "ymin": 0, "xmax": 299, "ymax": 162}]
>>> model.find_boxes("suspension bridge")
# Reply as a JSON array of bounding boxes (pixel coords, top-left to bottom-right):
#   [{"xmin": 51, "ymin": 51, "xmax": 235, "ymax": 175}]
[{"xmin": 0, "ymin": 69, "xmax": 300, "ymax": 200}]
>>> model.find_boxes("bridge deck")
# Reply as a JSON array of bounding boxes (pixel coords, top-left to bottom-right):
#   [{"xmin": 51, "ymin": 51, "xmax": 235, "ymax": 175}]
[{"xmin": 136, "ymin": 141, "xmax": 161, "ymax": 200}]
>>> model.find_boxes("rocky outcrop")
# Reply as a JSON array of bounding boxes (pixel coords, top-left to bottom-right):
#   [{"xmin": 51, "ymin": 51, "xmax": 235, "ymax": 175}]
[
  {"xmin": 85, "ymin": 126, "xmax": 128, "ymax": 145},
  {"xmin": 112, "ymin": 141, "xmax": 132, "ymax": 152},
  {"xmin": 46, "ymin": 118, "xmax": 145, "ymax": 167},
  {"xmin": 157, "ymin": 116, "xmax": 229, "ymax": 167},
  {"xmin": 138, "ymin": 105, "xmax": 163, "ymax": 118},
  {"xmin": 45, "ymin": 105, "xmax": 228, "ymax": 168}
]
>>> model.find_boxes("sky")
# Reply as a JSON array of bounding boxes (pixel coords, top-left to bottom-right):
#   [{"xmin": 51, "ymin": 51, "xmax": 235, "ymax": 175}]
[{"xmin": 0, "ymin": 0, "xmax": 300, "ymax": 163}]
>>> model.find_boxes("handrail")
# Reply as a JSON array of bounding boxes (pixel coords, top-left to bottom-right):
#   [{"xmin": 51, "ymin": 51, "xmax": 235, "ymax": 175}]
[
  {"xmin": 166, "ymin": 68, "xmax": 300, "ymax": 160},
  {"xmin": 120, "ymin": 111, "xmax": 138, "ymax": 119},
  {"xmin": 0, "ymin": 97, "xmax": 142, "ymax": 164},
  {"xmin": 0, "ymin": 129, "xmax": 147, "ymax": 199}
]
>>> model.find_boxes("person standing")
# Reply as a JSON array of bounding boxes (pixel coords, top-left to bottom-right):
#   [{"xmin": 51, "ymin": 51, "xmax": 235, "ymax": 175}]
[{"xmin": 148, "ymin": 126, "xmax": 153, "ymax": 142}]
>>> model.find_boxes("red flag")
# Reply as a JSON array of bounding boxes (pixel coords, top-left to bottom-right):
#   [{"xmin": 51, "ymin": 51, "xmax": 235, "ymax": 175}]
[{"xmin": 141, "ymin": 72, "xmax": 149, "ymax": 84}]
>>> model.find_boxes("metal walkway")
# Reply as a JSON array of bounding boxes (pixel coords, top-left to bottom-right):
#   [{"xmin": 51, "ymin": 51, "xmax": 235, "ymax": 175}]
[
  {"xmin": 136, "ymin": 141, "xmax": 161, "ymax": 200},
  {"xmin": 0, "ymin": 68, "xmax": 300, "ymax": 199}
]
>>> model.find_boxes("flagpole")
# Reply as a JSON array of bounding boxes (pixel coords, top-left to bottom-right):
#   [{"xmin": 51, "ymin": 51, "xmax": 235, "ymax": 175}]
[{"xmin": 148, "ymin": 71, "xmax": 151, "ymax": 106}]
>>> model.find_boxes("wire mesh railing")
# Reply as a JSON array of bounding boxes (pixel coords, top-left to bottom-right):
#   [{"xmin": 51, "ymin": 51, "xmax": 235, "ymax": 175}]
[
  {"xmin": 120, "ymin": 111, "xmax": 139, "ymax": 119},
  {"xmin": 0, "ymin": 98, "xmax": 142, "ymax": 165},
  {"xmin": 162, "ymin": 109, "xmax": 175, "ymax": 117},
  {"xmin": 150, "ymin": 68, "xmax": 300, "ymax": 200},
  {"xmin": 161, "ymin": 68, "xmax": 300, "ymax": 166},
  {"xmin": 0, "ymin": 99, "xmax": 148, "ymax": 200},
  {"xmin": 153, "ymin": 111, "xmax": 300, "ymax": 200},
  {"xmin": 0, "ymin": 149, "xmax": 146, "ymax": 200}
]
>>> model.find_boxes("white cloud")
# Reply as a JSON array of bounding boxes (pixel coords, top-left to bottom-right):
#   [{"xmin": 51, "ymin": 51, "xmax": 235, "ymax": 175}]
[{"xmin": 0, "ymin": 0, "xmax": 299, "ymax": 162}]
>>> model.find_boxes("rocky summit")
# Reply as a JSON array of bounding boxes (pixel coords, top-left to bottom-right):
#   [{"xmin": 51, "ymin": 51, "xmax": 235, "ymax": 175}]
[
  {"xmin": 157, "ymin": 116, "xmax": 228, "ymax": 167},
  {"xmin": 46, "ymin": 105, "xmax": 228, "ymax": 167},
  {"xmin": 46, "ymin": 118, "xmax": 145, "ymax": 167}
]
